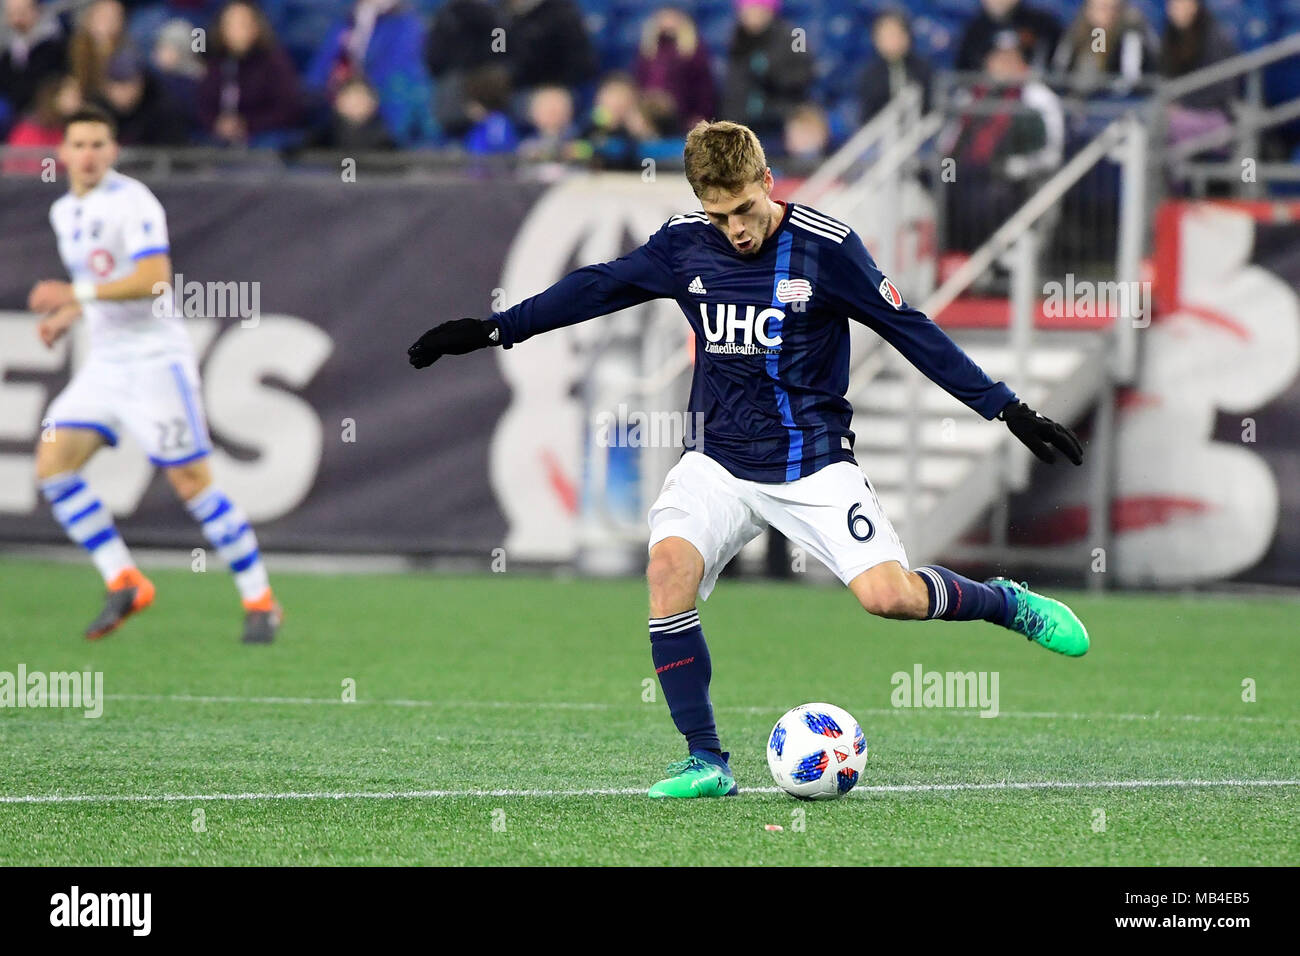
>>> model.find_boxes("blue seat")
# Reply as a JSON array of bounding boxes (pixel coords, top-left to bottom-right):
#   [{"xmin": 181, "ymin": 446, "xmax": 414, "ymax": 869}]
[
  {"xmin": 1127, "ymin": 0, "xmax": 1163, "ymax": 30},
  {"xmin": 1200, "ymin": 0, "xmax": 1275, "ymax": 50},
  {"xmin": 911, "ymin": 12, "xmax": 962, "ymax": 69},
  {"xmin": 1035, "ymin": 0, "xmax": 1079, "ymax": 28},
  {"xmin": 125, "ymin": 3, "xmax": 172, "ymax": 53},
  {"xmin": 928, "ymin": 0, "xmax": 984, "ymax": 18},
  {"xmin": 698, "ymin": 10, "xmax": 735, "ymax": 56}
]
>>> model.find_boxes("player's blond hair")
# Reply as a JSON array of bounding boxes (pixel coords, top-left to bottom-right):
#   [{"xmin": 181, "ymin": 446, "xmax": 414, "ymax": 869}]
[{"xmin": 683, "ymin": 120, "xmax": 768, "ymax": 199}]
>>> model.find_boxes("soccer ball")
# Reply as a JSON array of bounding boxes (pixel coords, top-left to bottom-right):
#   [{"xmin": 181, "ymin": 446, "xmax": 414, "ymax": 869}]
[{"xmin": 766, "ymin": 702, "xmax": 868, "ymax": 800}]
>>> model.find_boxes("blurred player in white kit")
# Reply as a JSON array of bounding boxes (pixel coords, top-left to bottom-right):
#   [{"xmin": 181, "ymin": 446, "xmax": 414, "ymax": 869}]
[{"xmin": 28, "ymin": 105, "xmax": 282, "ymax": 643}]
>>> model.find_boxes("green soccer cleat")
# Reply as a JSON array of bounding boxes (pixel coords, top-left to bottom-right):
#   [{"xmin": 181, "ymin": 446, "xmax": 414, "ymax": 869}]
[
  {"xmin": 987, "ymin": 578, "xmax": 1090, "ymax": 657},
  {"xmin": 647, "ymin": 753, "xmax": 739, "ymax": 799}
]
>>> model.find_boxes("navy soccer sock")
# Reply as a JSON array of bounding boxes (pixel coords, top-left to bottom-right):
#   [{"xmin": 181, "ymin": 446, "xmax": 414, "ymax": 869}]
[
  {"xmin": 649, "ymin": 610, "xmax": 721, "ymax": 755},
  {"xmin": 913, "ymin": 566, "xmax": 1015, "ymax": 627}
]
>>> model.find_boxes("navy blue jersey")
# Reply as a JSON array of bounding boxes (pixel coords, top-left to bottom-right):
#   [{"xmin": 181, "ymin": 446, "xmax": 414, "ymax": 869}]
[{"xmin": 493, "ymin": 201, "xmax": 1016, "ymax": 483}]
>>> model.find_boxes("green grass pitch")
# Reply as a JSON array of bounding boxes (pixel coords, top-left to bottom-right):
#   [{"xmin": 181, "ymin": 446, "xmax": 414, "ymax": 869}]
[{"xmin": 1, "ymin": 557, "xmax": 1297, "ymax": 866}]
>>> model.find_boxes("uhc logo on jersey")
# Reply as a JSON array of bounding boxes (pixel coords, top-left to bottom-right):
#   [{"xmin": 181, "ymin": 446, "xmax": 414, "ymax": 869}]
[
  {"xmin": 699, "ymin": 303, "xmax": 783, "ymax": 355},
  {"xmin": 775, "ymin": 277, "xmax": 812, "ymax": 303},
  {"xmin": 878, "ymin": 276, "xmax": 903, "ymax": 309}
]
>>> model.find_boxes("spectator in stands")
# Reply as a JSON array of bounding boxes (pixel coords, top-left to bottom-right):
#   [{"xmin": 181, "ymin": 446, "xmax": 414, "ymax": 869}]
[
  {"xmin": 4, "ymin": 72, "xmax": 77, "ymax": 173},
  {"xmin": 316, "ymin": 76, "xmax": 395, "ymax": 151},
  {"xmin": 198, "ymin": 1, "xmax": 302, "ymax": 147},
  {"xmin": 634, "ymin": 6, "xmax": 716, "ymax": 132},
  {"xmin": 0, "ymin": 0, "xmax": 68, "ymax": 123},
  {"xmin": 859, "ymin": 8, "xmax": 932, "ymax": 124},
  {"xmin": 1052, "ymin": 0, "xmax": 1156, "ymax": 92},
  {"xmin": 501, "ymin": 0, "xmax": 596, "ymax": 95},
  {"xmin": 94, "ymin": 47, "xmax": 188, "ymax": 145},
  {"xmin": 463, "ymin": 64, "xmax": 519, "ymax": 155},
  {"xmin": 782, "ymin": 101, "xmax": 830, "ymax": 163},
  {"xmin": 576, "ymin": 71, "xmax": 651, "ymax": 170},
  {"xmin": 1160, "ymin": 0, "xmax": 1237, "ymax": 144},
  {"xmin": 151, "ymin": 19, "xmax": 204, "ymax": 136},
  {"xmin": 307, "ymin": 0, "xmax": 438, "ymax": 147},
  {"xmin": 69, "ymin": 0, "xmax": 128, "ymax": 103},
  {"xmin": 425, "ymin": 0, "xmax": 501, "ymax": 140},
  {"xmin": 721, "ymin": 0, "xmax": 813, "ymax": 145},
  {"xmin": 941, "ymin": 30, "xmax": 1063, "ymax": 251},
  {"xmin": 956, "ymin": 0, "xmax": 1061, "ymax": 73},
  {"xmin": 518, "ymin": 84, "xmax": 576, "ymax": 161},
  {"xmin": 635, "ymin": 86, "xmax": 687, "ymax": 160}
]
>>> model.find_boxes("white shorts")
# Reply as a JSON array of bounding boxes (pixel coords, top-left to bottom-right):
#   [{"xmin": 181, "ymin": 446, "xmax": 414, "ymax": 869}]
[
  {"xmin": 648, "ymin": 451, "xmax": 908, "ymax": 600},
  {"xmin": 45, "ymin": 354, "xmax": 212, "ymax": 466}
]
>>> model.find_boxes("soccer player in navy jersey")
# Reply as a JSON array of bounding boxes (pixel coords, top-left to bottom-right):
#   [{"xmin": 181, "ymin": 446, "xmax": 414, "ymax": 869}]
[{"xmin": 408, "ymin": 120, "xmax": 1087, "ymax": 798}]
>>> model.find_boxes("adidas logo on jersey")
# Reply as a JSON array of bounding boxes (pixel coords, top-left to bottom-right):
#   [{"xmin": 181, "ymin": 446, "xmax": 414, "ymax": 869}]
[{"xmin": 688, "ymin": 276, "xmax": 707, "ymax": 295}]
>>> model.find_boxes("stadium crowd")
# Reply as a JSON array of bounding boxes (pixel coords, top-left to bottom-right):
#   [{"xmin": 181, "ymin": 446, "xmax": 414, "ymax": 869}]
[{"xmin": 0, "ymin": 0, "xmax": 1294, "ymax": 172}]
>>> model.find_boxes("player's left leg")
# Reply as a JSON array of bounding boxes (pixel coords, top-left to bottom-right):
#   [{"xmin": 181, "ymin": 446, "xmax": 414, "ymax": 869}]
[
  {"xmin": 847, "ymin": 562, "xmax": 1087, "ymax": 656},
  {"xmin": 164, "ymin": 458, "xmax": 281, "ymax": 644},
  {"xmin": 756, "ymin": 463, "xmax": 1088, "ymax": 656},
  {"xmin": 121, "ymin": 355, "xmax": 279, "ymax": 643}
]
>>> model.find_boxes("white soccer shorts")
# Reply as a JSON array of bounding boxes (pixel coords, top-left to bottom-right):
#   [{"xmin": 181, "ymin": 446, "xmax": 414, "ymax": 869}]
[
  {"xmin": 45, "ymin": 355, "xmax": 213, "ymax": 466},
  {"xmin": 647, "ymin": 451, "xmax": 908, "ymax": 600}
]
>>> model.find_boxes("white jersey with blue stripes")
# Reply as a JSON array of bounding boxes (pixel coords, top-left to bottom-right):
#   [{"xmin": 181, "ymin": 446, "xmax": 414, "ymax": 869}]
[{"xmin": 50, "ymin": 169, "xmax": 190, "ymax": 363}]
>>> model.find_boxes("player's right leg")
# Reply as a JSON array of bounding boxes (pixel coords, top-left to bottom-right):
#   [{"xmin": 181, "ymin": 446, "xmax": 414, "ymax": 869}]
[
  {"xmin": 644, "ymin": 452, "xmax": 764, "ymax": 798},
  {"xmin": 35, "ymin": 421, "xmax": 154, "ymax": 639}
]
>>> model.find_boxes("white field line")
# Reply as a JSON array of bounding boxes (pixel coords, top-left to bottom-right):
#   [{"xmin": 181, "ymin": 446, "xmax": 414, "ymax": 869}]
[
  {"xmin": 98, "ymin": 693, "xmax": 1300, "ymax": 724},
  {"xmin": 3, "ymin": 779, "xmax": 1300, "ymax": 806}
]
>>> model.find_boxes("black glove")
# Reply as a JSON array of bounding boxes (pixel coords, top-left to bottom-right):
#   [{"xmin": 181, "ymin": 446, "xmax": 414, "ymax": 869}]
[
  {"xmin": 407, "ymin": 318, "xmax": 500, "ymax": 369},
  {"xmin": 999, "ymin": 400, "xmax": 1084, "ymax": 466}
]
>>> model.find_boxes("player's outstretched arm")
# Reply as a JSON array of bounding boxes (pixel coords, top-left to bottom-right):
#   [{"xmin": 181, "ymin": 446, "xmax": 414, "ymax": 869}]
[
  {"xmin": 833, "ymin": 231, "xmax": 1082, "ymax": 465},
  {"xmin": 408, "ymin": 223, "xmax": 678, "ymax": 369}
]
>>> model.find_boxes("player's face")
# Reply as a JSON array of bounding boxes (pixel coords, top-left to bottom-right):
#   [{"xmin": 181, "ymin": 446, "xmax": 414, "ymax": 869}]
[
  {"xmin": 700, "ymin": 170, "xmax": 777, "ymax": 256},
  {"xmin": 59, "ymin": 121, "xmax": 118, "ymax": 193}
]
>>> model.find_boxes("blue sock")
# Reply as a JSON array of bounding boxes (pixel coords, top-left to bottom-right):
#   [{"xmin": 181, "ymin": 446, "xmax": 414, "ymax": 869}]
[
  {"xmin": 40, "ymin": 472, "xmax": 133, "ymax": 584},
  {"xmin": 649, "ymin": 610, "xmax": 721, "ymax": 755},
  {"xmin": 185, "ymin": 485, "xmax": 270, "ymax": 604},
  {"xmin": 914, "ymin": 566, "xmax": 1015, "ymax": 627}
]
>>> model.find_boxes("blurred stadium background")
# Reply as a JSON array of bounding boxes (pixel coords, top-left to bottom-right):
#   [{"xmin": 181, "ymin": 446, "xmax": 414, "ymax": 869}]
[{"xmin": 2, "ymin": 0, "xmax": 1299, "ymax": 592}]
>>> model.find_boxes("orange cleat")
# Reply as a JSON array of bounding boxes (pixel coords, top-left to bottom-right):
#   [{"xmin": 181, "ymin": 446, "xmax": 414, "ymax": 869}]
[{"xmin": 85, "ymin": 567, "xmax": 155, "ymax": 640}]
